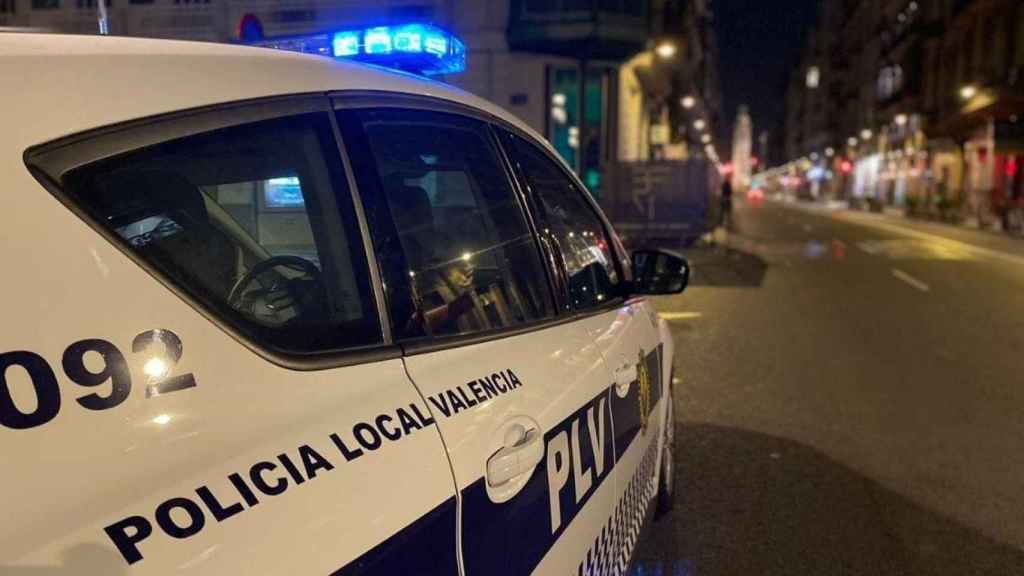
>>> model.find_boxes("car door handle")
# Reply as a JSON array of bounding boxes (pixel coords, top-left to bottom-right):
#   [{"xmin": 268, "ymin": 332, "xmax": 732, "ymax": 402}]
[
  {"xmin": 614, "ymin": 362, "xmax": 637, "ymax": 397},
  {"xmin": 486, "ymin": 427, "xmax": 543, "ymax": 488}
]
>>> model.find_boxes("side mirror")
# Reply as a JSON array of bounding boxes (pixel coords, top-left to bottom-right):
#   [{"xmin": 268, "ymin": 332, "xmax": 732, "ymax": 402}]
[{"xmin": 631, "ymin": 249, "xmax": 690, "ymax": 295}]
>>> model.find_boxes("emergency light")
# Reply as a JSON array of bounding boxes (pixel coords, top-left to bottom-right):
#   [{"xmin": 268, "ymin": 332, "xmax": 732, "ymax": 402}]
[{"xmin": 246, "ymin": 23, "xmax": 466, "ymax": 76}]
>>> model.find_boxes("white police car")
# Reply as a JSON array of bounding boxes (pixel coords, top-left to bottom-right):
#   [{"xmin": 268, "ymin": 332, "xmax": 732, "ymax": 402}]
[{"xmin": 1, "ymin": 31, "xmax": 688, "ymax": 575}]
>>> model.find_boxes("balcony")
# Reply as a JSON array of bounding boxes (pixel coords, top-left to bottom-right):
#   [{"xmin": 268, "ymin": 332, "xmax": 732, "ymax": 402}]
[{"xmin": 508, "ymin": 0, "xmax": 651, "ymax": 61}]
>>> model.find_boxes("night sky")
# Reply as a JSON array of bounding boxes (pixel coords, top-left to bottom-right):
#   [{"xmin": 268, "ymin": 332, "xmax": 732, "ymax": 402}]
[{"xmin": 713, "ymin": 0, "xmax": 820, "ymax": 162}]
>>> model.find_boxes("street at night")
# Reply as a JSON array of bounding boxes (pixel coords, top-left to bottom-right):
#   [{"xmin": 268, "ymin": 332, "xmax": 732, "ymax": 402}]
[
  {"xmin": 5, "ymin": 0, "xmax": 1024, "ymax": 573},
  {"xmin": 635, "ymin": 199, "xmax": 1024, "ymax": 574}
]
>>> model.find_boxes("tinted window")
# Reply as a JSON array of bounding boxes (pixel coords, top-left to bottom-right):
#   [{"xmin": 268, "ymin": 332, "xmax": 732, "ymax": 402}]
[
  {"xmin": 57, "ymin": 113, "xmax": 382, "ymax": 353},
  {"xmin": 339, "ymin": 109, "xmax": 554, "ymax": 340},
  {"xmin": 500, "ymin": 130, "xmax": 621, "ymax": 310}
]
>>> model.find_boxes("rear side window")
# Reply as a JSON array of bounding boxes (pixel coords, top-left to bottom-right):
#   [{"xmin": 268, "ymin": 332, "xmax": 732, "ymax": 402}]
[
  {"xmin": 338, "ymin": 108, "xmax": 555, "ymax": 341},
  {"xmin": 500, "ymin": 130, "xmax": 621, "ymax": 311},
  {"xmin": 35, "ymin": 112, "xmax": 382, "ymax": 354}
]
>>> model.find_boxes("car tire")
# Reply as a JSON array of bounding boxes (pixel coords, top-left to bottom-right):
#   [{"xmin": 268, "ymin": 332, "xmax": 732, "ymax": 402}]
[{"xmin": 655, "ymin": 371, "xmax": 676, "ymax": 518}]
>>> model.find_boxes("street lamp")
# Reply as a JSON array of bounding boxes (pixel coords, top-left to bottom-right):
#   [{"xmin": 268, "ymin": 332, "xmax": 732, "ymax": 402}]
[
  {"xmin": 681, "ymin": 95, "xmax": 696, "ymax": 109},
  {"xmin": 960, "ymin": 85, "xmax": 977, "ymax": 100},
  {"xmin": 693, "ymin": 119, "xmax": 706, "ymax": 131},
  {"xmin": 655, "ymin": 41, "xmax": 677, "ymax": 59},
  {"xmin": 860, "ymin": 128, "xmax": 873, "ymax": 140},
  {"xmin": 825, "ymin": 147, "xmax": 835, "ymax": 157},
  {"xmin": 894, "ymin": 113, "xmax": 908, "ymax": 126},
  {"xmin": 847, "ymin": 136, "xmax": 858, "ymax": 147},
  {"xmin": 701, "ymin": 134, "xmax": 712, "ymax": 144}
]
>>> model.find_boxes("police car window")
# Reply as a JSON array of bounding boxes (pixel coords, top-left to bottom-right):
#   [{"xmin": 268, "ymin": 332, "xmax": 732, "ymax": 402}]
[
  {"xmin": 500, "ymin": 130, "xmax": 621, "ymax": 310},
  {"xmin": 339, "ymin": 108, "xmax": 554, "ymax": 340},
  {"xmin": 57, "ymin": 112, "xmax": 382, "ymax": 354}
]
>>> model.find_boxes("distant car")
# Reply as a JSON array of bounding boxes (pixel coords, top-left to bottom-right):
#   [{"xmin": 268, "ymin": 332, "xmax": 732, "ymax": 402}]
[{"xmin": 2, "ymin": 34, "xmax": 688, "ymax": 575}]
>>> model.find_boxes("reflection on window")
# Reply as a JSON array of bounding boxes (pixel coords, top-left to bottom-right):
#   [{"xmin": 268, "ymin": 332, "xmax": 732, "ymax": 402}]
[
  {"xmin": 115, "ymin": 214, "xmax": 185, "ymax": 248},
  {"xmin": 264, "ymin": 175, "xmax": 304, "ymax": 209},
  {"xmin": 56, "ymin": 113, "xmax": 380, "ymax": 353},
  {"xmin": 501, "ymin": 130, "xmax": 620, "ymax": 310},
  {"xmin": 344, "ymin": 108, "xmax": 554, "ymax": 340}
]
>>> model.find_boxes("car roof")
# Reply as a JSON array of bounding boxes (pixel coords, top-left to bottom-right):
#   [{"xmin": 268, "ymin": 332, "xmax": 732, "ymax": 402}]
[{"xmin": 0, "ymin": 33, "xmax": 540, "ymax": 152}]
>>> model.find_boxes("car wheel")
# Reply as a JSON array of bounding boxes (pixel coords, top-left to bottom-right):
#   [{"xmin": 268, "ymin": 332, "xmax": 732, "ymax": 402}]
[{"xmin": 655, "ymin": 372, "xmax": 676, "ymax": 517}]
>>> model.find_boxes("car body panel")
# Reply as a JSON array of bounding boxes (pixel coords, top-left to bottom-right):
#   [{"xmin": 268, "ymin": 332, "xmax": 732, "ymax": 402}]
[{"xmin": 0, "ymin": 33, "xmax": 677, "ymax": 576}]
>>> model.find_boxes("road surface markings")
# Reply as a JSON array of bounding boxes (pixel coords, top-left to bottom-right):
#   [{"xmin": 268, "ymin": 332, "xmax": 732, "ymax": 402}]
[
  {"xmin": 659, "ymin": 312, "xmax": 703, "ymax": 321},
  {"xmin": 858, "ymin": 242, "xmax": 881, "ymax": 254},
  {"xmin": 769, "ymin": 198, "xmax": 1024, "ymax": 267},
  {"xmin": 836, "ymin": 214, "xmax": 1024, "ymax": 265},
  {"xmin": 892, "ymin": 268, "xmax": 930, "ymax": 292}
]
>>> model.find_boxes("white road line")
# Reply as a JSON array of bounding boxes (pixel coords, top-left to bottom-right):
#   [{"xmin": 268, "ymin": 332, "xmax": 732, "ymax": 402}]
[
  {"xmin": 769, "ymin": 198, "xmax": 1024, "ymax": 267},
  {"xmin": 892, "ymin": 268, "xmax": 930, "ymax": 292},
  {"xmin": 835, "ymin": 214, "xmax": 1024, "ymax": 266},
  {"xmin": 659, "ymin": 312, "xmax": 703, "ymax": 321}
]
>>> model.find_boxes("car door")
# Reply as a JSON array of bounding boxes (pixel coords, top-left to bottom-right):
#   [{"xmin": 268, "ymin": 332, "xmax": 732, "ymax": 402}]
[
  {"xmin": 499, "ymin": 128, "xmax": 667, "ymax": 574},
  {"xmin": 334, "ymin": 100, "xmax": 617, "ymax": 576},
  {"xmin": 10, "ymin": 98, "xmax": 458, "ymax": 574}
]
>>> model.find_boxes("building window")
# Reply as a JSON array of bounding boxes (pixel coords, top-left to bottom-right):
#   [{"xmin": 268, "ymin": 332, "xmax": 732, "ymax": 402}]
[
  {"xmin": 1017, "ymin": 5, "xmax": 1024, "ymax": 68},
  {"xmin": 31, "ymin": 0, "xmax": 59, "ymax": 9},
  {"xmin": 877, "ymin": 65, "xmax": 903, "ymax": 100},
  {"xmin": 806, "ymin": 66, "xmax": 820, "ymax": 89},
  {"xmin": 547, "ymin": 66, "xmax": 580, "ymax": 172}
]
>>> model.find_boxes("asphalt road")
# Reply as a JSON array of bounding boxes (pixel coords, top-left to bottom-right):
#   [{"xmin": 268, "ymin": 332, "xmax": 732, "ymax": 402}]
[{"xmin": 631, "ymin": 199, "xmax": 1024, "ymax": 575}]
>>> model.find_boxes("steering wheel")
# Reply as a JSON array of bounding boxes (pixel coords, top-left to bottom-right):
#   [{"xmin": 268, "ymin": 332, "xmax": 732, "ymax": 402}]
[{"xmin": 228, "ymin": 255, "xmax": 323, "ymax": 310}]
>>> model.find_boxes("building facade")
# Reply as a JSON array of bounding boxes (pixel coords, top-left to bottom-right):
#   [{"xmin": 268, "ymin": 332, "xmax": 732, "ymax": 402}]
[
  {"xmin": 2, "ymin": 0, "xmax": 722, "ymax": 201},
  {"xmin": 781, "ymin": 0, "xmax": 1024, "ymax": 229}
]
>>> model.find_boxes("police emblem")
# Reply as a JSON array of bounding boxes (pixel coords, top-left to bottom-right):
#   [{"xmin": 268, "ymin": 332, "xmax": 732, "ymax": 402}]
[{"xmin": 637, "ymin": 349, "xmax": 651, "ymax": 434}]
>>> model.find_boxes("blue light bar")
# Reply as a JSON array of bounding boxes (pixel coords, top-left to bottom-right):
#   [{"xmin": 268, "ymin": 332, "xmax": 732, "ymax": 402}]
[
  {"xmin": 245, "ymin": 22, "xmax": 466, "ymax": 76},
  {"xmin": 329, "ymin": 23, "xmax": 465, "ymax": 75},
  {"xmin": 363, "ymin": 26, "xmax": 393, "ymax": 54},
  {"xmin": 332, "ymin": 30, "xmax": 360, "ymax": 57}
]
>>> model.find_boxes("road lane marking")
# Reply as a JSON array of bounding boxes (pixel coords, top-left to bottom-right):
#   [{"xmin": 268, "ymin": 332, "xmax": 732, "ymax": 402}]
[
  {"xmin": 659, "ymin": 312, "xmax": 703, "ymax": 321},
  {"xmin": 892, "ymin": 268, "xmax": 930, "ymax": 292},
  {"xmin": 769, "ymin": 198, "xmax": 1024, "ymax": 267},
  {"xmin": 834, "ymin": 214, "xmax": 1024, "ymax": 266},
  {"xmin": 858, "ymin": 242, "xmax": 881, "ymax": 254}
]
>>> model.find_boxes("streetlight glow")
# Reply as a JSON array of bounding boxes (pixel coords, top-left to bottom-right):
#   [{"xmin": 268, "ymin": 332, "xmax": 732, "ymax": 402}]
[
  {"xmin": 655, "ymin": 41, "xmax": 677, "ymax": 59},
  {"xmin": 681, "ymin": 95, "xmax": 696, "ymax": 109},
  {"xmin": 693, "ymin": 119, "xmax": 706, "ymax": 131},
  {"xmin": 860, "ymin": 129, "xmax": 873, "ymax": 140},
  {"xmin": 960, "ymin": 85, "xmax": 977, "ymax": 100},
  {"xmin": 895, "ymin": 113, "xmax": 908, "ymax": 126},
  {"xmin": 701, "ymin": 134, "xmax": 711, "ymax": 144},
  {"xmin": 825, "ymin": 147, "xmax": 835, "ymax": 157}
]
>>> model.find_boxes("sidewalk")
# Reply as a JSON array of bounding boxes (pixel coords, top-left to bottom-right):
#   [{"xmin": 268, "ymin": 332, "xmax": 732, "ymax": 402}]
[{"xmin": 772, "ymin": 196, "xmax": 1024, "ymax": 263}]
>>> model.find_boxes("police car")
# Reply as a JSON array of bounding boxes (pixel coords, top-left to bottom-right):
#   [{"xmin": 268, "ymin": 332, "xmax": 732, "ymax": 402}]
[{"xmin": 1, "ymin": 30, "xmax": 689, "ymax": 575}]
